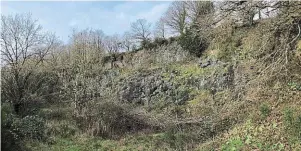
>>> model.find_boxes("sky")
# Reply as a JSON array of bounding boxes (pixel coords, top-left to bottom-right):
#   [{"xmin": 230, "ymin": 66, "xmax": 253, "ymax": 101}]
[{"xmin": 1, "ymin": 1, "xmax": 172, "ymax": 43}]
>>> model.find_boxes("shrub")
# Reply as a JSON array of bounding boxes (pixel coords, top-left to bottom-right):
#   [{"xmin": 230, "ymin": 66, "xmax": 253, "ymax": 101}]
[
  {"xmin": 259, "ymin": 103, "xmax": 271, "ymax": 118},
  {"xmin": 46, "ymin": 121, "xmax": 77, "ymax": 138},
  {"xmin": 209, "ymin": 25, "xmax": 245, "ymax": 61},
  {"xmin": 1, "ymin": 103, "xmax": 21, "ymax": 150},
  {"xmin": 153, "ymin": 37, "xmax": 168, "ymax": 46},
  {"xmin": 178, "ymin": 28, "xmax": 208, "ymax": 57},
  {"xmin": 101, "ymin": 55, "xmax": 112, "ymax": 65},
  {"xmin": 221, "ymin": 137, "xmax": 244, "ymax": 151},
  {"xmin": 283, "ymin": 108, "xmax": 301, "ymax": 142},
  {"xmin": 162, "ymin": 129, "xmax": 189, "ymax": 150},
  {"xmin": 283, "ymin": 108, "xmax": 301, "ymax": 140},
  {"xmin": 1, "ymin": 103, "xmax": 14, "ymax": 127},
  {"xmin": 168, "ymin": 37, "xmax": 177, "ymax": 44},
  {"xmin": 12, "ymin": 115, "xmax": 46, "ymax": 140},
  {"xmin": 288, "ymin": 82, "xmax": 301, "ymax": 91},
  {"xmin": 75, "ymin": 101, "xmax": 154, "ymax": 139},
  {"xmin": 141, "ymin": 39, "xmax": 155, "ymax": 50},
  {"xmin": 295, "ymin": 115, "xmax": 301, "ymax": 139},
  {"xmin": 1, "ymin": 70, "xmax": 60, "ymax": 117},
  {"xmin": 174, "ymin": 88, "xmax": 190, "ymax": 105},
  {"xmin": 1, "ymin": 104, "xmax": 45, "ymax": 150}
]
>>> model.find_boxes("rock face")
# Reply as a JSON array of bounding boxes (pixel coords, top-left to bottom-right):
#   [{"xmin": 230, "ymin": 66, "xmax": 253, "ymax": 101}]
[
  {"xmin": 73, "ymin": 43, "xmax": 238, "ymax": 110},
  {"xmin": 117, "ymin": 70, "xmax": 190, "ymax": 106},
  {"xmin": 199, "ymin": 58, "xmax": 220, "ymax": 68},
  {"xmin": 102, "ymin": 42, "xmax": 192, "ymax": 69},
  {"xmin": 118, "ymin": 71, "xmax": 165, "ymax": 105},
  {"xmin": 104, "ymin": 62, "xmax": 235, "ymax": 107},
  {"xmin": 72, "ymin": 57, "xmax": 236, "ymax": 113},
  {"xmin": 150, "ymin": 42, "xmax": 191, "ymax": 63}
]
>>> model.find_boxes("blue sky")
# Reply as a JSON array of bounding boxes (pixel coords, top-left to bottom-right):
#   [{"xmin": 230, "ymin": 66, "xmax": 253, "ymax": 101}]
[{"xmin": 1, "ymin": 1, "xmax": 172, "ymax": 43}]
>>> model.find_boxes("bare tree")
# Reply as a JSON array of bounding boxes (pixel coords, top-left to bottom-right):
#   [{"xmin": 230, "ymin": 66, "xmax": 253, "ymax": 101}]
[
  {"xmin": 1, "ymin": 14, "xmax": 57, "ymax": 67},
  {"xmin": 104, "ymin": 34, "xmax": 121, "ymax": 53},
  {"xmin": 185, "ymin": 1, "xmax": 215, "ymax": 23},
  {"xmin": 154, "ymin": 17, "xmax": 166, "ymax": 38},
  {"xmin": 121, "ymin": 31, "xmax": 133, "ymax": 52},
  {"xmin": 69, "ymin": 28, "xmax": 106, "ymax": 64},
  {"xmin": 217, "ymin": 1, "xmax": 280, "ymax": 26},
  {"xmin": 130, "ymin": 19, "xmax": 151, "ymax": 42},
  {"xmin": 70, "ymin": 28, "xmax": 105, "ymax": 52},
  {"xmin": 164, "ymin": 1, "xmax": 189, "ymax": 35},
  {"xmin": 1, "ymin": 13, "xmax": 59, "ymax": 114}
]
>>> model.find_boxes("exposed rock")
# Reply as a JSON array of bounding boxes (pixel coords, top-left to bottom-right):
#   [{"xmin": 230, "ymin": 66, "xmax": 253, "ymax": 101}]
[
  {"xmin": 103, "ymin": 42, "xmax": 193, "ymax": 69},
  {"xmin": 199, "ymin": 58, "xmax": 220, "ymax": 68}
]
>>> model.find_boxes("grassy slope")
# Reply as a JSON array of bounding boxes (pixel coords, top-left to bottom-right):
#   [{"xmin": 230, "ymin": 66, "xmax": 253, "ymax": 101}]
[{"xmin": 26, "ymin": 22, "xmax": 301, "ymax": 151}]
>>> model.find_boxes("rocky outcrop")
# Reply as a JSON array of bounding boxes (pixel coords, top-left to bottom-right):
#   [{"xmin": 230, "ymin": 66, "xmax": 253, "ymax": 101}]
[
  {"xmin": 113, "ymin": 63, "xmax": 235, "ymax": 107},
  {"xmin": 102, "ymin": 42, "xmax": 193, "ymax": 69}
]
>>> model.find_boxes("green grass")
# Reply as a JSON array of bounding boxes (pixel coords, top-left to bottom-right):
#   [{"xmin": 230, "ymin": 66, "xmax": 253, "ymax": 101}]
[{"xmin": 26, "ymin": 133, "xmax": 175, "ymax": 151}]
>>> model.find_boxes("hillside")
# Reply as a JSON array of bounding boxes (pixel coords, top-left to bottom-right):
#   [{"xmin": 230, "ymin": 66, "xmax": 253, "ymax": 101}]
[{"xmin": 1, "ymin": 1, "xmax": 301, "ymax": 151}]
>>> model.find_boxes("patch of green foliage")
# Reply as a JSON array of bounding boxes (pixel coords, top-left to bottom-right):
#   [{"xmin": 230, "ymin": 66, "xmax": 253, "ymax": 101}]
[
  {"xmin": 26, "ymin": 133, "xmax": 172, "ymax": 151},
  {"xmin": 259, "ymin": 103, "xmax": 271, "ymax": 119},
  {"xmin": 160, "ymin": 64, "xmax": 216, "ymax": 106},
  {"xmin": 283, "ymin": 108, "xmax": 301, "ymax": 142},
  {"xmin": 1, "ymin": 103, "xmax": 21, "ymax": 150},
  {"xmin": 141, "ymin": 39, "xmax": 155, "ymax": 50},
  {"xmin": 12, "ymin": 115, "xmax": 45, "ymax": 140},
  {"xmin": 153, "ymin": 37, "xmax": 168, "ymax": 46},
  {"xmin": 221, "ymin": 120, "xmax": 287, "ymax": 151},
  {"xmin": 101, "ymin": 55, "xmax": 112, "ymax": 65},
  {"xmin": 139, "ymin": 37, "xmax": 175, "ymax": 50},
  {"xmin": 178, "ymin": 28, "xmax": 208, "ymax": 57},
  {"xmin": 221, "ymin": 137, "xmax": 244, "ymax": 151},
  {"xmin": 46, "ymin": 120, "xmax": 77, "ymax": 138},
  {"xmin": 1, "ymin": 103, "xmax": 46, "ymax": 151},
  {"xmin": 288, "ymin": 82, "xmax": 301, "ymax": 91},
  {"xmin": 209, "ymin": 26, "xmax": 247, "ymax": 62},
  {"xmin": 161, "ymin": 129, "xmax": 192, "ymax": 150}
]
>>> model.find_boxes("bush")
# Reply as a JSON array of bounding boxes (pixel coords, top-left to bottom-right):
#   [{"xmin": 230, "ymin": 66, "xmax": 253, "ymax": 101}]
[
  {"xmin": 1, "ymin": 103, "xmax": 21, "ymax": 150},
  {"xmin": 283, "ymin": 108, "xmax": 301, "ymax": 140},
  {"xmin": 140, "ymin": 38, "xmax": 169, "ymax": 50},
  {"xmin": 221, "ymin": 137, "xmax": 244, "ymax": 151},
  {"xmin": 168, "ymin": 37, "xmax": 177, "ymax": 44},
  {"xmin": 284, "ymin": 108, "xmax": 294, "ymax": 127},
  {"xmin": 259, "ymin": 103, "xmax": 271, "ymax": 118},
  {"xmin": 178, "ymin": 28, "xmax": 208, "ymax": 57},
  {"xmin": 1, "ymin": 103, "xmax": 14, "ymax": 127},
  {"xmin": 162, "ymin": 129, "xmax": 190, "ymax": 150},
  {"xmin": 1, "ymin": 70, "xmax": 60, "ymax": 116},
  {"xmin": 209, "ymin": 25, "xmax": 245, "ymax": 61},
  {"xmin": 101, "ymin": 55, "xmax": 112, "ymax": 65},
  {"xmin": 12, "ymin": 115, "xmax": 46, "ymax": 140},
  {"xmin": 46, "ymin": 121, "xmax": 77, "ymax": 138},
  {"xmin": 1, "ymin": 104, "xmax": 45, "ymax": 150},
  {"xmin": 75, "ymin": 101, "xmax": 154, "ymax": 139},
  {"xmin": 288, "ymin": 82, "xmax": 301, "ymax": 91},
  {"xmin": 161, "ymin": 119, "xmax": 215, "ymax": 150},
  {"xmin": 153, "ymin": 37, "xmax": 168, "ymax": 46},
  {"xmin": 141, "ymin": 39, "xmax": 155, "ymax": 50}
]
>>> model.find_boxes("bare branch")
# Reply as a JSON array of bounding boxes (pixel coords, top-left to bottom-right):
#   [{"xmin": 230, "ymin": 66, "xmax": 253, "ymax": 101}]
[{"xmin": 130, "ymin": 19, "xmax": 152, "ymax": 42}]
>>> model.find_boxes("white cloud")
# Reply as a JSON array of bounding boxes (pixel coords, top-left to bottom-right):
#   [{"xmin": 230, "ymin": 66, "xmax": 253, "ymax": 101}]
[
  {"xmin": 66, "ymin": 2, "xmax": 168, "ymax": 36},
  {"xmin": 1, "ymin": 2, "xmax": 171, "ymax": 43},
  {"xmin": 136, "ymin": 3, "xmax": 169, "ymax": 23}
]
